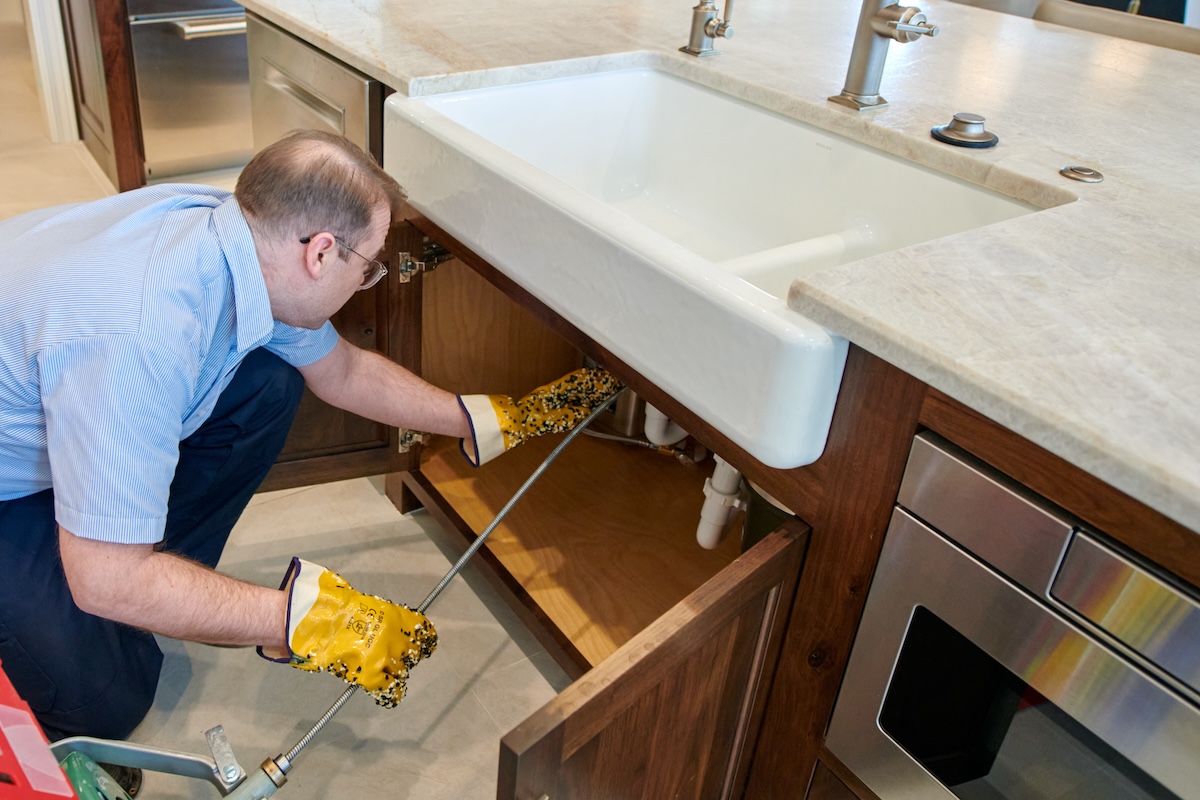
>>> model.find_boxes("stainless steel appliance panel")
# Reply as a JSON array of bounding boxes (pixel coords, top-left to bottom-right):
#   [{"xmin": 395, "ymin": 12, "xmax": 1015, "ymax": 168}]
[
  {"xmin": 896, "ymin": 432, "xmax": 1075, "ymax": 594},
  {"xmin": 827, "ymin": 433, "xmax": 1200, "ymax": 800},
  {"xmin": 129, "ymin": 3, "xmax": 253, "ymax": 179},
  {"xmin": 1053, "ymin": 530, "xmax": 1200, "ymax": 696},
  {"xmin": 826, "ymin": 508, "xmax": 1200, "ymax": 800},
  {"xmin": 127, "ymin": 0, "xmax": 238, "ymax": 15},
  {"xmin": 246, "ymin": 14, "xmax": 382, "ymax": 159}
]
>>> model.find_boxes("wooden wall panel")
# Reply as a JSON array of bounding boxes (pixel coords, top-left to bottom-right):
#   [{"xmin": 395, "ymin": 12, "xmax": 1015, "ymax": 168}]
[
  {"xmin": 60, "ymin": 0, "xmax": 143, "ymax": 190},
  {"xmin": 420, "ymin": 259, "xmax": 582, "ymax": 397}
]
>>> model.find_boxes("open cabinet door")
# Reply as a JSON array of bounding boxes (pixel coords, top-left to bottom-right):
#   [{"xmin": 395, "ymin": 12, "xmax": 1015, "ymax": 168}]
[{"xmin": 498, "ymin": 520, "xmax": 808, "ymax": 800}]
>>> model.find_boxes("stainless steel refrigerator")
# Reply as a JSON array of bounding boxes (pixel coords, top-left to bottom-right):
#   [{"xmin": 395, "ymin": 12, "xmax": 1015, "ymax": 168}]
[{"xmin": 128, "ymin": 0, "xmax": 254, "ymax": 181}]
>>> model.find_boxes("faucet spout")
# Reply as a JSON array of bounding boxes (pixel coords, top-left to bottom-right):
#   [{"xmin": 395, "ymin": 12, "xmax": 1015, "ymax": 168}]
[{"xmin": 829, "ymin": 0, "xmax": 939, "ymax": 111}]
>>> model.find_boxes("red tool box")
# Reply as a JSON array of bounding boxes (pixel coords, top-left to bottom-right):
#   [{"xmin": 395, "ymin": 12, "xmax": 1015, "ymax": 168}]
[{"xmin": 0, "ymin": 660, "xmax": 77, "ymax": 798}]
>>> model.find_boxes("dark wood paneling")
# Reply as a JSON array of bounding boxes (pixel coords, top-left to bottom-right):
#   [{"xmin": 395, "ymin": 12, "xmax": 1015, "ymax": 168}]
[
  {"xmin": 96, "ymin": 0, "xmax": 142, "ymax": 190},
  {"xmin": 60, "ymin": 0, "xmax": 112, "ymax": 177},
  {"xmin": 745, "ymin": 346, "xmax": 927, "ymax": 799},
  {"xmin": 258, "ymin": 448, "xmax": 396, "ymax": 494},
  {"xmin": 389, "ymin": 221, "xmax": 426, "ymax": 377},
  {"xmin": 921, "ymin": 389, "xmax": 1200, "ymax": 589},
  {"xmin": 498, "ymin": 522, "xmax": 807, "ymax": 800},
  {"xmin": 274, "ymin": 289, "xmax": 390, "ymax": 460},
  {"xmin": 808, "ymin": 762, "xmax": 859, "ymax": 800}
]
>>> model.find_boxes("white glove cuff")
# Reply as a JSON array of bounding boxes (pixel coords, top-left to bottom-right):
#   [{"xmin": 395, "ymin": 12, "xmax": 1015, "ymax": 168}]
[
  {"xmin": 257, "ymin": 557, "xmax": 321, "ymax": 663},
  {"xmin": 457, "ymin": 394, "xmax": 505, "ymax": 467}
]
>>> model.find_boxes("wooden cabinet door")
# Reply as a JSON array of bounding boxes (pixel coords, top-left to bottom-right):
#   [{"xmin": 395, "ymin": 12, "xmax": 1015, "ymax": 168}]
[
  {"xmin": 270, "ymin": 288, "xmax": 391, "ymax": 459},
  {"xmin": 498, "ymin": 521, "xmax": 808, "ymax": 800},
  {"xmin": 260, "ymin": 223, "xmax": 417, "ymax": 491}
]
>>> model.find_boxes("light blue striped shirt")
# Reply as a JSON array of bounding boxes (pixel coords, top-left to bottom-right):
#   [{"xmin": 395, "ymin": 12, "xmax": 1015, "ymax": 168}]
[{"xmin": 0, "ymin": 185, "xmax": 339, "ymax": 544}]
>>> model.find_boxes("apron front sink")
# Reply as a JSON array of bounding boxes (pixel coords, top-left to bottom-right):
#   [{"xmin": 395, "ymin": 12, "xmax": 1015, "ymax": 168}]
[{"xmin": 384, "ymin": 62, "xmax": 1047, "ymax": 469}]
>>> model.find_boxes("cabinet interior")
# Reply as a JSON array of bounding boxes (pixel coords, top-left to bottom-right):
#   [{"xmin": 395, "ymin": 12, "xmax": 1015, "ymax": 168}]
[{"xmin": 414, "ymin": 259, "xmax": 743, "ymax": 671}]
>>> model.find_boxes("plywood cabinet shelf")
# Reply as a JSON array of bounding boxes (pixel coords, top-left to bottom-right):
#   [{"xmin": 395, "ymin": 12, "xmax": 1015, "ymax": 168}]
[{"xmin": 417, "ymin": 433, "xmax": 743, "ymax": 670}]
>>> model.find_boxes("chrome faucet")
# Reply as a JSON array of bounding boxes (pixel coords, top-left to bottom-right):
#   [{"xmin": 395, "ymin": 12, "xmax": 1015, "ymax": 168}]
[
  {"xmin": 829, "ymin": 0, "xmax": 939, "ymax": 111},
  {"xmin": 680, "ymin": 0, "xmax": 735, "ymax": 57}
]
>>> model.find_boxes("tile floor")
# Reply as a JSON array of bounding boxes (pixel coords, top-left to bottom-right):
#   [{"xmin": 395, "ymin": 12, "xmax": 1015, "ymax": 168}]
[{"xmin": 2, "ymin": 2, "xmax": 568, "ymax": 796}]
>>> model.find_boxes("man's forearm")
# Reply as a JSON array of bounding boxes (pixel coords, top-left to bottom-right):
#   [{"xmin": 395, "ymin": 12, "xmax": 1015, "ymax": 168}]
[
  {"xmin": 300, "ymin": 338, "xmax": 470, "ymax": 437},
  {"xmin": 59, "ymin": 527, "xmax": 288, "ymax": 648}
]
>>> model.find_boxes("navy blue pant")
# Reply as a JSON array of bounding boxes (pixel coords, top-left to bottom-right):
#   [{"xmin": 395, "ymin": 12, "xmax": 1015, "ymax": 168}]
[{"xmin": 0, "ymin": 348, "xmax": 304, "ymax": 741}]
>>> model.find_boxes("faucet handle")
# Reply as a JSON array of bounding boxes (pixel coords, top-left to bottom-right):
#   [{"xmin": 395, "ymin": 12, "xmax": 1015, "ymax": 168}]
[
  {"xmin": 874, "ymin": 5, "xmax": 939, "ymax": 43},
  {"xmin": 707, "ymin": 19, "xmax": 734, "ymax": 38},
  {"xmin": 887, "ymin": 19, "xmax": 939, "ymax": 37}
]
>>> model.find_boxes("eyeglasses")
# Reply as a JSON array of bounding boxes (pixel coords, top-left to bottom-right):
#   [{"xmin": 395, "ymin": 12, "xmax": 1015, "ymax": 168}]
[{"xmin": 299, "ymin": 234, "xmax": 388, "ymax": 290}]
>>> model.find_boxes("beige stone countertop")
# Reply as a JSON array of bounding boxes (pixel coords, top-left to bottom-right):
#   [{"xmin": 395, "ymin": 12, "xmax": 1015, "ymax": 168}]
[{"xmin": 238, "ymin": 0, "xmax": 1200, "ymax": 535}]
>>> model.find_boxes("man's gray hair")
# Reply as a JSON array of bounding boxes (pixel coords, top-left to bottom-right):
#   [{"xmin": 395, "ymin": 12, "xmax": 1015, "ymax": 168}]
[{"xmin": 235, "ymin": 130, "xmax": 406, "ymax": 254}]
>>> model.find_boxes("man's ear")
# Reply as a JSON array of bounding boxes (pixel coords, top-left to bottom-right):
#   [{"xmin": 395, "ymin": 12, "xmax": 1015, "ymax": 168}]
[{"xmin": 299, "ymin": 232, "xmax": 338, "ymax": 280}]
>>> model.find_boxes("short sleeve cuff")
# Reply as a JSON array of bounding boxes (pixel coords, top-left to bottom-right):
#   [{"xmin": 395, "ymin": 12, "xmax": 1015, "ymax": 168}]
[
  {"xmin": 54, "ymin": 500, "xmax": 165, "ymax": 545},
  {"xmin": 266, "ymin": 321, "xmax": 339, "ymax": 368}
]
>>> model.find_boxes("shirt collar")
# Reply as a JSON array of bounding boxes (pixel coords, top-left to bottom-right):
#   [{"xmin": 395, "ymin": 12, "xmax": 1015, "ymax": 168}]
[{"xmin": 212, "ymin": 196, "xmax": 274, "ymax": 354}]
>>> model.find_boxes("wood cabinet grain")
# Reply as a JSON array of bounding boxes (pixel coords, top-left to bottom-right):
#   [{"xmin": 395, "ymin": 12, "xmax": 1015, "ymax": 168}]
[{"xmin": 499, "ymin": 522, "xmax": 807, "ymax": 800}]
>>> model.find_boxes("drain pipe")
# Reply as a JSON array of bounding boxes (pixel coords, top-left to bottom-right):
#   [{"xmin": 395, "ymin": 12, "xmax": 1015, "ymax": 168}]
[
  {"xmin": 644, "ymin": 403, "xmax": 688, "ymax": 446},
  {"xmin": 697, "ymin": 454, "xmax": 747, "ymax": 549},
  {"xmin": 639, "ymin": 405, "xmax": 745, "ymax": 548}
]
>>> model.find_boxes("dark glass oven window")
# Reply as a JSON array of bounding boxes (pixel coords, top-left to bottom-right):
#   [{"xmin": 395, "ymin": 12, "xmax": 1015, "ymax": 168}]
[{"xmin": 879, "ymin": 606, "xmax": 1176, "ymax": 799}]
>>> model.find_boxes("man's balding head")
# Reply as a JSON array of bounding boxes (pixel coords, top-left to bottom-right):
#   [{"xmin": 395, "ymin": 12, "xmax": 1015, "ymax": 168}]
[{"xmin": 235, "ymin": 130, "xmax": 405, "ymax": 253}]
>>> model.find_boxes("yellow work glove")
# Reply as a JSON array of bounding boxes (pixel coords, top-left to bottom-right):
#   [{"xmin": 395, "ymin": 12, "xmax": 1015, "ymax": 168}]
[
  {"xmin": 458, "ymin": 368, "xmax": 622, "ymax": 466},
  {"xmin": 258, "ymin": 558, "xmax": 437, "ymax": 708}
]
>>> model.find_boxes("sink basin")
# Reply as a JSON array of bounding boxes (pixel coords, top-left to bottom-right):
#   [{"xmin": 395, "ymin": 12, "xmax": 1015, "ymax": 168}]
[{"xmin": 384, "ymin": 64, "xmax": 1040, "ymax": 468}]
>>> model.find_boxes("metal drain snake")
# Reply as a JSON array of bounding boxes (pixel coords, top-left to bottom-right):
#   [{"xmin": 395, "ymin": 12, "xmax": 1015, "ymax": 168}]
[{"xmin": 278, "ymin": 388, "xmax": 627, "ymax": 772}]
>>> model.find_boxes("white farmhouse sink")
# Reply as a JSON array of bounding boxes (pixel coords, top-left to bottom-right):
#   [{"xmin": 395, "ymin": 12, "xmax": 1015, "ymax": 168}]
[{"xmin": 384, "ymin": 65, "xmax": 1040, "ymax": 469}]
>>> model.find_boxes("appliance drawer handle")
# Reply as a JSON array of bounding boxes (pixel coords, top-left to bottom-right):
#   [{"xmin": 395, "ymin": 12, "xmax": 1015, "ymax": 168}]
[{"xmin": 170, "ymin": 15, "xmax": 247, "ymax": 39}]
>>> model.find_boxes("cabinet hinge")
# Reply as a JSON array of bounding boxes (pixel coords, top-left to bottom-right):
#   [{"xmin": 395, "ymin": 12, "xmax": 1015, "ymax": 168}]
[
  {"xmin": 396, "ymin": 240, "xmax": 453, "ymax": 282},
  {"xmin": 398, "ymin": 429, "xmax": 431, "ymax": 453}
]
